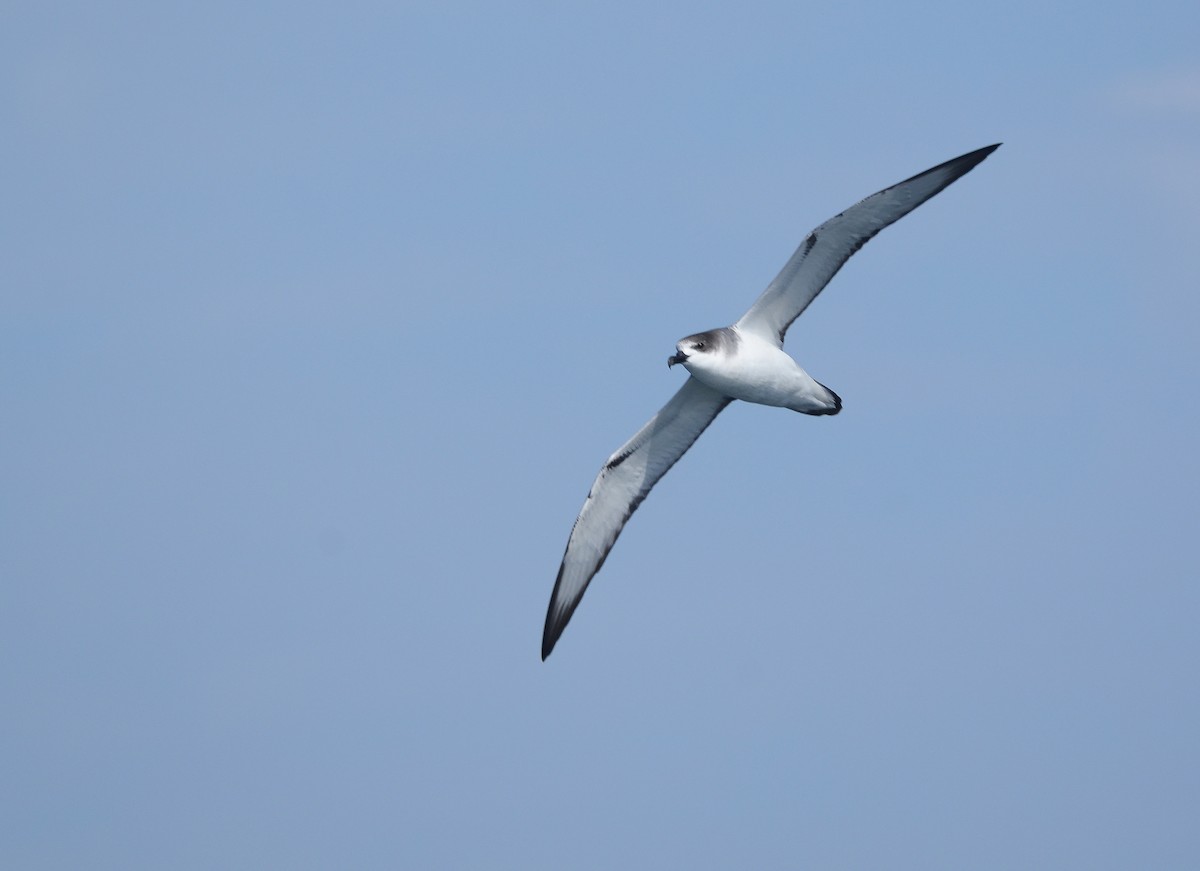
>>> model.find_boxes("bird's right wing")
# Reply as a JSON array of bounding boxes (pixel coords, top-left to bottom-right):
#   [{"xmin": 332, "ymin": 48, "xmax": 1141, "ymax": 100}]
[
  {"xmin": 542, "ymin": 376, "xmax": 733, "ymax": 659},
  {"xmin": 736, "ymin": 144, "xmax": 1000, "ymax": 345}
]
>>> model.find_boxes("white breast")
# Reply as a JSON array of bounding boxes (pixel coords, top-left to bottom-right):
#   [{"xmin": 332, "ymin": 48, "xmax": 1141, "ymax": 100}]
[{"xmin": 683, "ymin": 328, "xmax": 832, "ymax": 413}]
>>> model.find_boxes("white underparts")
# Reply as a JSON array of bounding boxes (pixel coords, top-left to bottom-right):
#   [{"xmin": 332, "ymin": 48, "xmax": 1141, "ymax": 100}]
[{"xmin": 679, "ymin": 328, "xmax": 839, "ymax": 414}]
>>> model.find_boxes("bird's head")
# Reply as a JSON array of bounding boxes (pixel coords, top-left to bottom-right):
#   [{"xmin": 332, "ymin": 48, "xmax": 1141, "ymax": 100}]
[{"xmin": 667, "ymin": 328, "xmax": 732, "ymax": 371}]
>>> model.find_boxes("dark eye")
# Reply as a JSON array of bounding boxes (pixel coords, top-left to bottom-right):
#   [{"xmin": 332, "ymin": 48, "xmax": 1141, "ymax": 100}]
[{"xmin": 695, "ymin": 341, "xmax": 706, "ymax": 350}]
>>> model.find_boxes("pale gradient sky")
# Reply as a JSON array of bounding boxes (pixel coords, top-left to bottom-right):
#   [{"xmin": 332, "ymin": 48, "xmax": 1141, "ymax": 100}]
[{"xmin": 3, "ymin": 2, "xmax": 1198, "ymax": 869}]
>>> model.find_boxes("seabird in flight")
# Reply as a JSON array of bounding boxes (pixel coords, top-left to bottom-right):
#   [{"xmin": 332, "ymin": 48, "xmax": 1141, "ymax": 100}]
[{"xmin": 542, "ymin": 144, "xmax": 1000, "ymax": 659}]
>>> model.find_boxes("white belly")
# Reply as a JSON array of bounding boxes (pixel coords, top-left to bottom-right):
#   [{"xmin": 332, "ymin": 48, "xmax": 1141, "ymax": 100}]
[{"xmin": 683, "ymin": 330, "xmax": 833, "ymax": 413}]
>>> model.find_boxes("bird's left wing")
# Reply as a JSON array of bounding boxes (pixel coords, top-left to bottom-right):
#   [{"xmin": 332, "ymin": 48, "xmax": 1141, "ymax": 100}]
[
  {"xmin": 736, "ymin": 144, "xmax": 1000, "ymax": 345},
  {"xmin": 542, "ymin": 376, "xmax": 733, "ymax": 659}
]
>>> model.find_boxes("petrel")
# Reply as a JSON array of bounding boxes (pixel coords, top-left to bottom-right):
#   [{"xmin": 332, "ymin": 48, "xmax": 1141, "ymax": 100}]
[{"xmin": 542, "ymin": 144, "xmax": 1000, "ymax": 659}]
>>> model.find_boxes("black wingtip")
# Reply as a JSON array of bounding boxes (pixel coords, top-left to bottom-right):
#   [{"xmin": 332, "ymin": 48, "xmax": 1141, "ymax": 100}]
[
  {"xmin": 542, "ymin": 589, "xmax": 570, "ymax": 660},
  {"xmin": 898, "ymin": 143, "xmax": 1002, "ymax": 192},
  {"xmin": 953, "ymin": 143, "xmax": 1002, "ymax": 173},
  {"xmin": 541, "ymin": 565, "xmax": 569, "ymax": 660},
  {"xmin": 541, "ymin": 623, "xmax": 563, "ymax": 660}
]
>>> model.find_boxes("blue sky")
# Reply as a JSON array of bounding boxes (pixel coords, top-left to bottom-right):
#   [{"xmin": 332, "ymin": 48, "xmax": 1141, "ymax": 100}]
[{"xmin": 3, "ymin": 2, "xmax": 1198, "ymax": 868}]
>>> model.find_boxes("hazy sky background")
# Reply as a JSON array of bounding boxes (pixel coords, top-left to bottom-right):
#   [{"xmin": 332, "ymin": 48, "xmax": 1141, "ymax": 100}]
[{"xmin": 3, "ymin": 2, "xmax": 1198, "ymax": 869}]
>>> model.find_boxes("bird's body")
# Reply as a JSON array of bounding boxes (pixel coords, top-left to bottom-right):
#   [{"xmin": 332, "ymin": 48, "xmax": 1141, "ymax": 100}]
[
  {"xmin": 542, "ymin": 144, "xmax": 1001, "ymax": 659},
  {"xmin": 672, "ymin": 326, "xmax": 841, "ymax": 415}
]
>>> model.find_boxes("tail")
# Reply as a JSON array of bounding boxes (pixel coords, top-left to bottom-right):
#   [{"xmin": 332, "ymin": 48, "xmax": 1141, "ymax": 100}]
[{"xmin": 800, "ymin": 381, "xmax": 842, "ymax": 416}]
